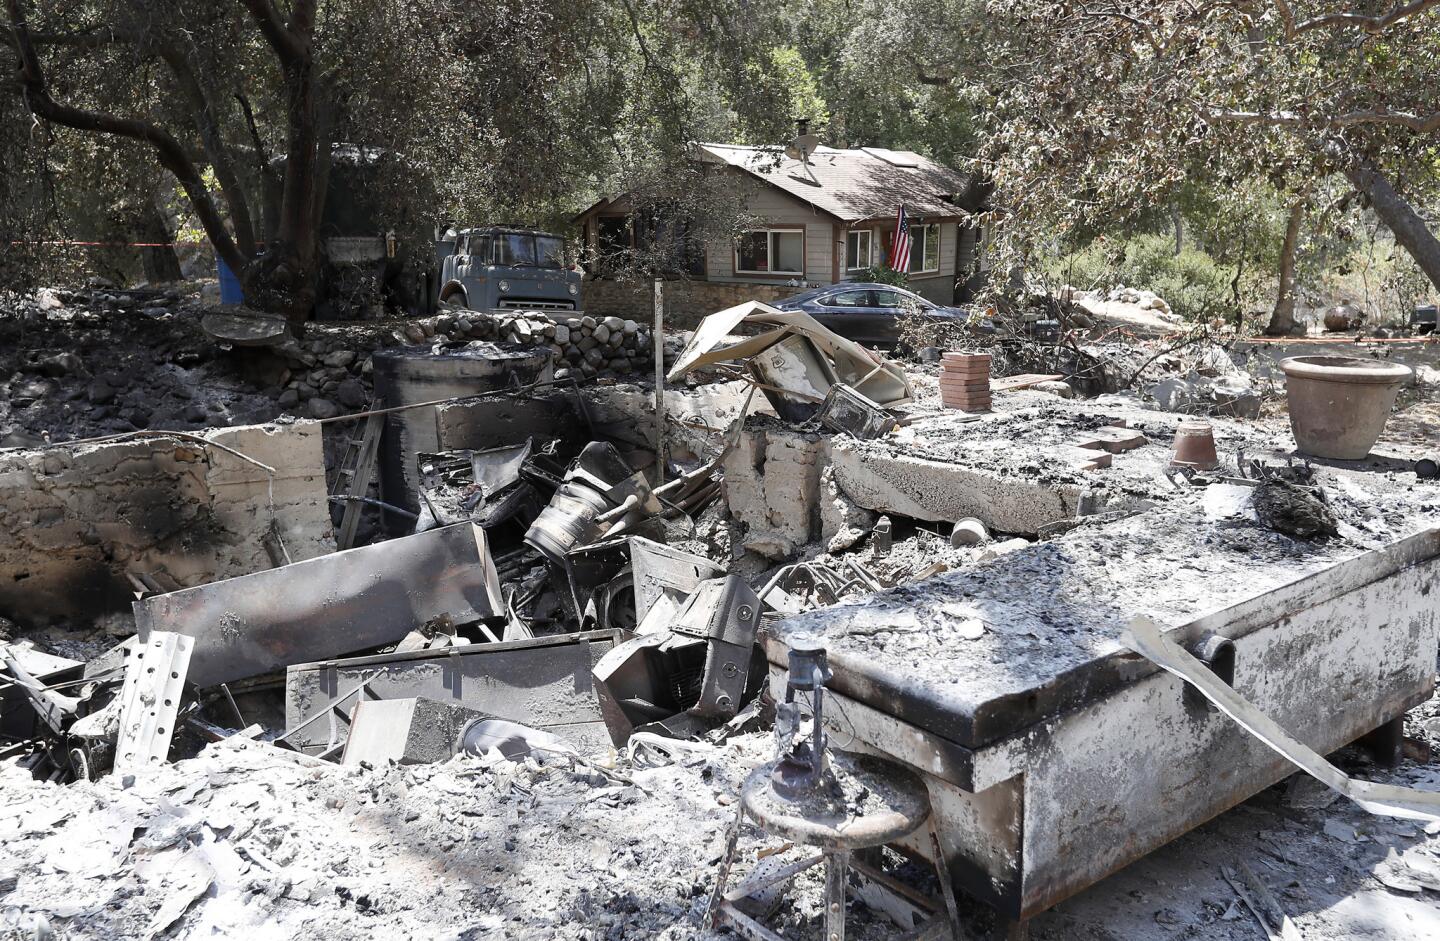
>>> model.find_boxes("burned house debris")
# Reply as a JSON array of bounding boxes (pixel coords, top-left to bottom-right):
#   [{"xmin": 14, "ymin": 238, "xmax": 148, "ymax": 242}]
[{"xmin": 4, "ymin": 283, "xmax": 1440, "ymax": 941}]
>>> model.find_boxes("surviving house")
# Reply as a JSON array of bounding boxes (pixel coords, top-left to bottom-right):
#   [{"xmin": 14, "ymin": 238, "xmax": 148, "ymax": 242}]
[{"xmin": 574, "ymin": 139, "xmax": 988, "ymax": 322}]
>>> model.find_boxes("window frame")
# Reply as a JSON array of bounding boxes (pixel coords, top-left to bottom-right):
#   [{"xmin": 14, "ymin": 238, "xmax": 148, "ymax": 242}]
[
  {"xmin": 734, "ymin": 227, "xmax": 806, "ymax": 276},
  {"xmin": 872, "ymin": 288, "xmax": 931, "ymax": 311},
  {"xmin": 820, "ymin": 289, "xmax": 874, "ymax": 309},
  {"xmin": 911, "ymin": 223, "xmax": 942, "ymax": 275},
  {"xmin": 844, "ymin": 229, "xmax": 874, "ymax": 272}
]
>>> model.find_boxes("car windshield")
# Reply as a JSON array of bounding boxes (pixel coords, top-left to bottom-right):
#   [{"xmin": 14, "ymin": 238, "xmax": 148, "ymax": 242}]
[{"xmin": 494, "ymin": 233, "xmax": 566, "ymax": 269}]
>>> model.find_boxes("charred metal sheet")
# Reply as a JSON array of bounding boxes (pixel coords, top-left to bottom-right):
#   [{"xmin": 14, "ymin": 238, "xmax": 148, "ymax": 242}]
[
  {"xmin": 341, "ymin": 698, "xmax": 492, "ymax": 767},
  {"xmin": 113, "ymin": 631, "xmax": 193, "ymax": 774},
  {"xmin": 0, "ymin": 645, "xmax": 82, "ymax": 742},
  {"xmin": 134, "ymin": 522, "xmax": 504, "ymax": 688},
  {"xmin": 0, "ymin": 646, "xmax": 81, "ymax": 738},
  {"xmin": 472, "ymin": 439, "xmax": 532, "ymax": 495},
  {"xmin": 594, "ymin": 575, "xmax": 763, "ymax": 745},
  {"xmin": 284, "ymin": 630, "xmax": 621, "ymax": 757},
  {"xmin": 629, "ymin": 536, "xmax": 722, "ymax": 622}
]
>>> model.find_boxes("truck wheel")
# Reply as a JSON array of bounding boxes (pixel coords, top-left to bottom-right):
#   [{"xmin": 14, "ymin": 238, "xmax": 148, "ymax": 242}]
[{"xmin": 439, "ymin": 288, "xmax": 468, "ymax": 310}]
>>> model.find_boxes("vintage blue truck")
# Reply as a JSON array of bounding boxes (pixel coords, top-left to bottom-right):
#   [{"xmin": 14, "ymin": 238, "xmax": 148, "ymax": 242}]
[{"xmin": 436, "ymin": 226, "xmax": 582, "ymax": 313}]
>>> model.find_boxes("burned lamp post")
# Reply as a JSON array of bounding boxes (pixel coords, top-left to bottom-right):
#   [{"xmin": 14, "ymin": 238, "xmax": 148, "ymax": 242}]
[{"xmin": 772, "ymin": 642, "xmax": 834, "ymax": 798}]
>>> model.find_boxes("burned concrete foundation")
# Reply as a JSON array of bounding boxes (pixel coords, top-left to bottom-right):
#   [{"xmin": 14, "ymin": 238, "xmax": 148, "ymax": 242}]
[
  {"xmin": 721, "ymin": 423, "xmax": 829, "ymax": 559},
  {"xmin": 0, "ymin": 421, "xmax": 332, "ymax": 627},
  {"xmin": 766, "ymin": 503, "xmax": 1440, "ymax": 919}
]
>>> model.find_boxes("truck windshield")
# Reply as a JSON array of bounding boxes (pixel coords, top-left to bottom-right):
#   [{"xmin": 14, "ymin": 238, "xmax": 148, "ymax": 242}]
[{"xmin": 495, "ymin": 233, "xmax": 566, "ymax": 269}]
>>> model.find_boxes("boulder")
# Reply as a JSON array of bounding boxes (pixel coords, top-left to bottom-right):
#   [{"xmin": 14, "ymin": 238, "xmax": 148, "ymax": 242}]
[
  {"xmin": 336, "ymin": 377, "xmax": 368, "ymax": 410},
  {"xmin": 39, "ymin": 352, "xmax": 84, "ymax": 377}
]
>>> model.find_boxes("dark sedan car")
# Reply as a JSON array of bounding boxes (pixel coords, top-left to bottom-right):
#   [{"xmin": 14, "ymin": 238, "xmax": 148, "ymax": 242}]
[{"xmin": 771, "ymin": 282, "xmax": 973, "ymax": 346}]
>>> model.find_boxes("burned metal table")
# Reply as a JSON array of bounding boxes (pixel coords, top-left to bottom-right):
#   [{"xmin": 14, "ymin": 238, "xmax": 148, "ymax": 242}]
[{"xmin": 764, "ymin": 504, "xmax": 1440, "ymax": 928}]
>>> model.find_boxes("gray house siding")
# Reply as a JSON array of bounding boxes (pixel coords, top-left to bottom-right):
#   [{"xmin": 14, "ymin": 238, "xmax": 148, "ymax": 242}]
[{"xmin": 704, "ymin": 181, "xmax": 835, "ymax": 286}]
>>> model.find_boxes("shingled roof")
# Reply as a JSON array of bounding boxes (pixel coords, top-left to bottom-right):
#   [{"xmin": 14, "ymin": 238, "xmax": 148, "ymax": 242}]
[{"xmin": 694, "ymin": 143, "xmax": 975, "ymax": 223}]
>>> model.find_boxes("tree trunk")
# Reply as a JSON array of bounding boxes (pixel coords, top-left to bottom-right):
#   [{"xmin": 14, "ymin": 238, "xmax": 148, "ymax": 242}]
[
  {"xmin": 1344, "ymin": 158, "xmax": 1440, "ymax": 293},
  {"xmin": 235, "ymin": 0, "xmax": 322, "ymax": 328},
  {"xmin": 136, "ymin": 202, "xmax": 183, "ymax": 283},
  {"xmin": 1266, "ymin": 200, "xmax": 1304, "ymax": 336},
  {"xmin": 1170, "ymin": 203, "xmax": 1184, "ymax": 256}
]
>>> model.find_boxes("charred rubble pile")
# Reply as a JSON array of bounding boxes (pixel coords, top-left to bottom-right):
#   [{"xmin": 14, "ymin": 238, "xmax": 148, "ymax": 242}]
[
  {"xmin": 4, "ymin": 296, "xmax": 1440, "ymax": 939},
  {"xmin": 1, "ymin": 287, "xmax": 660, "ymax": 448},
  {"xmin": 0, "ymin": 302, "xmax": 909, "ymax": 787}
]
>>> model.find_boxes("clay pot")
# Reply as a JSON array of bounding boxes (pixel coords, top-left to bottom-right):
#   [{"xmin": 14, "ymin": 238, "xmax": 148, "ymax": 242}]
[
  {"xmin": 1280, "ymin": 355, "xmax": 1412, "ymax": 459},
  {"xmin": 1322, "ymin": 305, "xmax": 1360, "ymax": 332},
  {"xmin": 1172, "ymin": 421, "xmax": 1219, "ymax": 469}
]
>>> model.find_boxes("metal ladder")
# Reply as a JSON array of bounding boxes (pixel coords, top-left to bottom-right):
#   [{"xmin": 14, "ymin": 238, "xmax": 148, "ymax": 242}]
[{"xmin": 331, "ymin": 397, "xmax": 385, "ymax": 550}]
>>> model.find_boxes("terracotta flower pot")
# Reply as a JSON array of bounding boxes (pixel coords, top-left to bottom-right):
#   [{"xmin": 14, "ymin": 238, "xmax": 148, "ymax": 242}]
[
  {"xmin": 1172, "ymin": 420, "xmax": 1219, "ymax": 469},
  {"xmin": 1280, "ymin": 355, "xmax": 1412, "ymax": 460}
]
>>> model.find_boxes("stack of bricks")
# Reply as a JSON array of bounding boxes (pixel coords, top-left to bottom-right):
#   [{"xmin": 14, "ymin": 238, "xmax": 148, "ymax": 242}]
[{"xmin": 940, "ymin": 352, "xmax": 992, "ymax": 411}]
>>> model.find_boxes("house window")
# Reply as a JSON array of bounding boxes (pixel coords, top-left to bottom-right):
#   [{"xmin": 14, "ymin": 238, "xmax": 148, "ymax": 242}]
[
  {"xmin": 910, "ymin": 223, "xmax": 941, "ymax": 274},
  {"xmin": 845, "ymin": 230, "xmax": 872, "ymax": 271},
  {"xmin": 736, "ymin": 229, "xmax": 804, "ymax": 275}
]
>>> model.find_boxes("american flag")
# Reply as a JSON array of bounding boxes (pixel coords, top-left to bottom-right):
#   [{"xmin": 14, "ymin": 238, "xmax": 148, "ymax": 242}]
[{"xmin": 888, "ymin": 204, "xmax": 911, "ymax": 272}]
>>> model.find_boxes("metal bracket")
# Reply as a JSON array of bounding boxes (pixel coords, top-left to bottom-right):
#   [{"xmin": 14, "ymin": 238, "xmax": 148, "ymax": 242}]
[{"xmin": 114, "ymin": 631, "xmax": 193, "ymax": 774}]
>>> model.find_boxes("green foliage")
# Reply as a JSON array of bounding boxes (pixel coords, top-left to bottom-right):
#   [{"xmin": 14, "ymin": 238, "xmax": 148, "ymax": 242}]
[
  {"xmin": 1048, "ymin": 234, "xmax": 1238, "ymax": 321},
  {"xmin": 862, "ymin": 264, "xmax": 909, "ymax": 287}
]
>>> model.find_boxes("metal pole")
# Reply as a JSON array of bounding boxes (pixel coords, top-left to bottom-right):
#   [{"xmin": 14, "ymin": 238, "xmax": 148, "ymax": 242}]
[{"xmin": 653, "ymin": 279, "xmax": 666, "ymax": 486}]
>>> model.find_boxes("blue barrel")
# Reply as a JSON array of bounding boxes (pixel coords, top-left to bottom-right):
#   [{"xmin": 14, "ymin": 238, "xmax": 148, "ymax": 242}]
[{"xmin": 217, "ymin": 257, "xmax": 244, "ymax": 305}]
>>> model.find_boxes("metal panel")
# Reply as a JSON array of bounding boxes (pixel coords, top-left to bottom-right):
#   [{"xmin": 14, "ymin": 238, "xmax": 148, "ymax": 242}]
[
  {"xmin": 134, "ymin": 522, "xmax": 504, "ymax": 688},
  {"xmin": 284, "ymin": 630, "xmax": 621, "ymax": 756},
  {"xmin": 114, "ymin": 631, "xmax": 193, "ymax": 774}
]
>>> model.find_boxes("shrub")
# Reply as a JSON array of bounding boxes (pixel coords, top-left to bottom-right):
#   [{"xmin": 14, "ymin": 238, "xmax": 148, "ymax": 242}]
[
  {"xmin": 1049, "ymin": 234, "xmax": 1238, "ymax": 321},
  {"xmin": 862, "ymin": 264, "xmax": 910, "ymax": 287}
]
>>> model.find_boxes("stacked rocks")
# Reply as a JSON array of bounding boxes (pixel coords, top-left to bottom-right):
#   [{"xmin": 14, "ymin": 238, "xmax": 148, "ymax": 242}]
[
  {"xmin": 939, "ymin": 352, "xmax": 991, "ymax": 412},
  {"xmin": 418, "ymin": 310, "xmax": 653, "ymax": 382}
]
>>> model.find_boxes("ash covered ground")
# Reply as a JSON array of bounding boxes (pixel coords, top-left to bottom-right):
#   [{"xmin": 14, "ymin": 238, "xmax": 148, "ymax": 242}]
[
  {"xmin": 2, "ymin": 726, "xmax": 1438, "ymax": 941},
  {"xmin": 4, "ymin": 289, "xmax": 1440, "ymax": 940}
]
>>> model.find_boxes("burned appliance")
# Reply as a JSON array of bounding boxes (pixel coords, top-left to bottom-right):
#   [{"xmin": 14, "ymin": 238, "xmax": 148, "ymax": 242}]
[{"xmin": 592, "ymin": 575, "xmax": 766, "ymax": 745}]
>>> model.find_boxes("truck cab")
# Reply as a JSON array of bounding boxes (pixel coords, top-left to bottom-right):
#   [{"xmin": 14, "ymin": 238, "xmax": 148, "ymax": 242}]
[{"xmin": 437, "ymin": 226, "xmax": 582, "ymax": 312}]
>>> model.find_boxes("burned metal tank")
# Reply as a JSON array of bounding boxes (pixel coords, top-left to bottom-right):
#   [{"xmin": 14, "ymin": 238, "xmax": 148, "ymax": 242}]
[{"xmin": 371, "ymin": 342, "xmax": 551, "ymax": 533}]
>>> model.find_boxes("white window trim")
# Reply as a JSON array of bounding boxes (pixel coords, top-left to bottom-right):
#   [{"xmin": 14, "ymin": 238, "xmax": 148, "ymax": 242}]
[
  {"xmin": 734, "ymin": 228, "xmax": 806, "ymax": 276},
  {"xmin": 845, "ymin": 228, "xmax": 874, "ymax": 271},
  {"xmin": 911, "ymin": 222, "xmax": 941, "ymax": 275}
]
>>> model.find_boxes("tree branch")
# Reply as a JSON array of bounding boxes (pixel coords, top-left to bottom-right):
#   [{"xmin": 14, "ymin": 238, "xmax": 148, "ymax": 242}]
[
  {"xmin": 1290, "ymin": 0, "xmax": 1440, "ymax": 35},
  {"xmin": 1080, "ymin": 6, "xmax": 1162, "ymax": 54},
  {"xmin": 1203, "ymin": 106, "xmax": 1440, "ymax": 132},
  {"xmin": 235, "ymin": 0, "xmax": 305, "ymax": 62},
  {"xmin": 155, "ymin": 40, "xmax": 257, "ymax": 256},
  {"xmin": 6, "ymin": 0, "xmax": 244, "ymax": 273}
]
